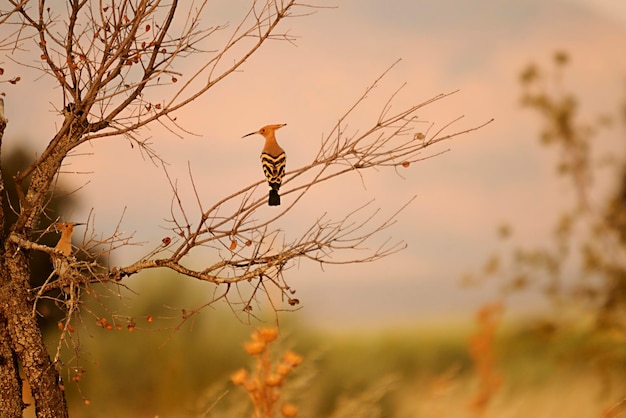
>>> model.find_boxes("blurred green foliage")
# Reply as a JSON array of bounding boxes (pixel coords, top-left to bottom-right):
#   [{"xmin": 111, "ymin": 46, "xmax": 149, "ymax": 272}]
[
  {"xmin": 46, "ymin": 278, "xmax": 624, "ymax": 418},
  {"xmin": 466, "ymin": 50, "xmax": 626, "ymax": 415}
]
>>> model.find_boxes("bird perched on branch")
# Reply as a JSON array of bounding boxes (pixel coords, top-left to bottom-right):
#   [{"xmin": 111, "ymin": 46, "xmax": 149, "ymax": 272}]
[
  {"xmin": 242, "ymin": 124, "xmax": 287, "ymax": 206},
  {"xmin": 52, "ymin": 222, "xmax": 84, "ymax": 277}
]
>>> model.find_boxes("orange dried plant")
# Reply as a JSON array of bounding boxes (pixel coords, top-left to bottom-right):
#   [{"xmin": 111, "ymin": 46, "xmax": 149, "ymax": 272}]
[
  {"xmin": 468, "ymin": 302, "xmax": 504, "ymax": 417},
  {"xmin": 231, "ymin": 327, "xmax": 302, "ymax": 418}
]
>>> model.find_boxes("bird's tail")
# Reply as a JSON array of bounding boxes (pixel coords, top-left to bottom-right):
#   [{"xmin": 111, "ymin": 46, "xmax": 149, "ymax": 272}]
[{"xmin": 268, "ymin": 189, "xmax": 281, "ymax": 206}]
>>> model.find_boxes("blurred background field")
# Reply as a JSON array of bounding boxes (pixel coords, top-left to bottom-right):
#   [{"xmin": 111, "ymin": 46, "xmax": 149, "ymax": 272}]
[{"xmin": 27, "ymin": 273, "xmax": 625, "ymax": 418}]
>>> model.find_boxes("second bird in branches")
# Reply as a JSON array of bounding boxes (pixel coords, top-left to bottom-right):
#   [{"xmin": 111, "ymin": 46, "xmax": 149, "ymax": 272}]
[{"xmin": 242, "ymin": 124, "xmax": 287, "ymax": 206}]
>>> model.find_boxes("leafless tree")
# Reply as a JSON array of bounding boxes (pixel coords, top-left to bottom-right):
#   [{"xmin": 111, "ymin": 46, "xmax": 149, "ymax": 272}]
[{"xmin": 0, "ymin": 0, "xmax": 491, "ymax": 416}]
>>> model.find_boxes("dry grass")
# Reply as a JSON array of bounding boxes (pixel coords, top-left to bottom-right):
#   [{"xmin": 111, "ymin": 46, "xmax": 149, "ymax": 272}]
[{"xmin": 389, "ymin": 372, "xmax": 623, "ymax": 418}]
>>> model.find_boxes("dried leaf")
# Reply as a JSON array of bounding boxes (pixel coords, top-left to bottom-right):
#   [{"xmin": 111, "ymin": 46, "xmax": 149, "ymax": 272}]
[
  {"xmin": 9, "ymin": 77, "xmax": 21, "ymax": 84},
  {"xmin": 230, "ymin": 240, "xmax": 237, "ymax": 250}
]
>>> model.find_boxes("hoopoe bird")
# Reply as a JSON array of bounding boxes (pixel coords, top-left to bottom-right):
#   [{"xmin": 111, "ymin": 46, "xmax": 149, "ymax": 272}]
[
  {"xmin": 52, "ymin": 222, "xmax": 84, "ymax": 277},
  {"xmin": 242, "ymin": 124, "xmax": 287, "ymax": 206}
]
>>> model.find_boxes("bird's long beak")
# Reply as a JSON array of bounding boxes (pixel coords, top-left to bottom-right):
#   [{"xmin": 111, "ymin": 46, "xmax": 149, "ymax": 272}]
[
  {"xmin": 241, "ymin": 131, "xmax": 256, "ymax": 138},
  {"xmin": 72, "ymin": 223, "xmax": 86, "ymax": 226}
]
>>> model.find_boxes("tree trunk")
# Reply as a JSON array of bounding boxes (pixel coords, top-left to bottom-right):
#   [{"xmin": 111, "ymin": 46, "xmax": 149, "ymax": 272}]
[
  {"xmin": 0, "ymin": 96, "xmax": 25, "ymax": 418},
  {"xmin": 0, "ymin": 299, "xmax": 24, "ymax": 417},
  {"xmin": 3, "ymin": 245, "xmax": 69, "ymax": 417},
  {"xmin": 0, "ymin": 100, "xmax": 69, "ymax": 417}
]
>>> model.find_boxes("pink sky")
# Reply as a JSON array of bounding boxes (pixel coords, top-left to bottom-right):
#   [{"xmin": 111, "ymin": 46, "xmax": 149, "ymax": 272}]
[{"xmin": 3, "ymin": 0, "xmax": 626, "ymax": 328}]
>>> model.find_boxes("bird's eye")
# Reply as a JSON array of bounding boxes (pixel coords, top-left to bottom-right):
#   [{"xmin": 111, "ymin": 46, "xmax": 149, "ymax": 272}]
[{"xmin": 260, "ymin": 129, "xmax": 265, "ymax": 133}]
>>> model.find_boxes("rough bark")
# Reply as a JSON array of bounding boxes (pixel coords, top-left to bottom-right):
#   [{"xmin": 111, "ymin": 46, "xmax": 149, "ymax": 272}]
[
  {"xmin": 3, "ymin": 245, "xmax": 69, "ymax": 417},
  {"xmin": 0, "ymin": 99, "xmax": 69, "ymax": 416},
  {"xmin": 0, "ymin": 98, "xmax": 26, "ymax": 417},
  {"xmin": 0, "ymin": 280, "xmax": 23, "ymax": 418}
]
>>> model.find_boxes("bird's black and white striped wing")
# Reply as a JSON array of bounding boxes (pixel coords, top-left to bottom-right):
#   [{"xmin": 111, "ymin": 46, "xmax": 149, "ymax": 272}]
[{"xmin": 261, "ymin": 152, "xmax": 286, "ymax": 190}]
